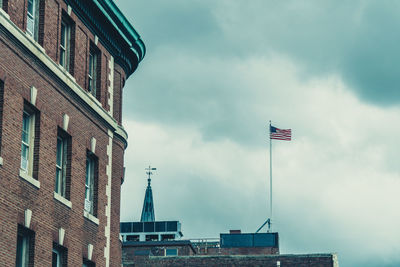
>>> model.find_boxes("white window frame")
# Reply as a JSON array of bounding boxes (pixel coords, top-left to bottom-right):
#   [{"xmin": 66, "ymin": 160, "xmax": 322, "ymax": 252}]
[
  {"xmin": 20, "ymin": 110, "xmax": 35, "ymax": 176},
  {"xmin": 88, "ymin": 49, "xmax": 97, "ymax": 97},
  {"xmin": 16, "ymin": 229, "xmax": 31, "ymax": 267},
  {"xmin": 59, "ymin": 19, "xmax": 71, "ymax": 71},
  {"xmin": 26, "ymin": 0, "xmax": 39, "ymax": 39},
  {"xmin": 52, "ymin": 248, "xmax": 62, "ymax": 267},
  {"xmin": 84, "ymin": 155, "xmax": 95, "ymax": 215},
  {"xmin": 55, "ymin": 135, "xmax": 68, "ymax": 197}
]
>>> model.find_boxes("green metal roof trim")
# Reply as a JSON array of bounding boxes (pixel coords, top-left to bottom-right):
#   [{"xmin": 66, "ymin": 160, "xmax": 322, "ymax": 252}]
[
  {"xmin": 93, "ymin": 0, "xmax": 146, "ymax": 63},
  {"xmin": 64, "ymin": 0, "xmax": 145, "ymax": 78}
]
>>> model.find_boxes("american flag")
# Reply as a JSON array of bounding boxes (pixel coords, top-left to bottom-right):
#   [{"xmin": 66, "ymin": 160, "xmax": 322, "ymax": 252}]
[{"xmin": 270, "ymin": 125, "xmax": 292, "ymax": 141}]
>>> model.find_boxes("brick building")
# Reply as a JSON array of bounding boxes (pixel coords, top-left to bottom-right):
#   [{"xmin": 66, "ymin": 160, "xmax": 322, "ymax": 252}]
[
  {"xmin": 123, "ymin": 253, "xmax": 339, "ymax": 267},
  {"xmin": 0, "ymin": 0, "xmax": 144, "ymax": 266},
  {"xmin": 121, "ymin": 176, "xmax": 339, "ymax": 266}
]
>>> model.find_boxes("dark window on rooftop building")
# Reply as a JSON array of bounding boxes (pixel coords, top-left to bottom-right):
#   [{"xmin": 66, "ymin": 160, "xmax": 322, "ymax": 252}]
[
  {"xmin": 126, "ymin": 235, "xmax": 139, "ymax": 241},
  {"xmin": 165, "ymin": 248, "xmax": 178, "ymax": 256},
  {"xmin": 161, "ymin": 234, "xmax": 175, "ymax": 241},
  {"xmin": 132, "ymin": 222, "xmax": 143, "ymax": 232},
  {"xmin": 120, "ymin": 222, "xmax": 132, "ymax": 233},
  {"xmin": 155, "ymin": 222, "xmax": 166, "ymax": 232},
  {"xmin": 145, "ymin": 235, "xmax": 158, "ymax": 241},
  {"xmin": 167, "ymin": 221, "xmax": 177, "ymax": 232},
  {"xmin": 144, "ymin": 222, "xmax": 154, "ymax": 232}
]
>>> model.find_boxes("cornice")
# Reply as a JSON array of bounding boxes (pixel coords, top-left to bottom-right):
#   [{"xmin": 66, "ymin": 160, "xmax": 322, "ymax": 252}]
[
  {"xmin": 0, "ymin": 10, "xmax": 128, "ymax": 147},
  {"xmin": 65, "ymin": 0, "xmax": 146, "ymax": 78}
]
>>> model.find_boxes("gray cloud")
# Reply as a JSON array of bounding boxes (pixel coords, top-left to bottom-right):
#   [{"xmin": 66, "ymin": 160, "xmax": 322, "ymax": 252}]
[
  {"xmin": 121, "ymin": 0, "xmax": 400, "ymax": 108},
  {"xmin": 116, "ymin": 1, "xmax": 400, "ymax": 266}
]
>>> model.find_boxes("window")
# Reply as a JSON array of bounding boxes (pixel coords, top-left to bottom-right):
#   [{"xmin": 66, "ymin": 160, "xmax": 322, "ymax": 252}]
[
  {"xmin": 84, "ymin": 153, "xmax": 98, "ymax": 216},
  {"xmin": 55, "ymin": 130, "xmax": 71, "ymax": 199},
  {"xmin": 165, "ymin": 248, "xmax": 178, "ymax": 256},
  {"xmin": 26, "ymin": 0, "xmax": 39, "ymax": 39},
  {"xmin": 21, "ymin": 110, "xmax": 34, "ymax": 175},
  {"xmin": 20, "ymin": 103, "xmax": 40, "ymax": 179},
  {"xmin": 16, "ymin": 225, "xmax": 35, "ymax": 267},
  {"xmin": 52, "ymin": 244, "xmax": 67, "ymax": 267},
  {"xmin": 59, "ymin": 19, "xmax": 71, "ymax": 71},
  {"xmin": 83, "ymin": 259, "xmax": 95, "ymax": 267},
  {"xmin": 88, "ymin": 45, "xmax": 100, "ymax": 99},
  {"xmin": 126, "ymin": 235, "xmax": 140, "ymax": 241},
  {"xmin": 0, "ymin": 80, "xmax": 4, "ymax": 155}
]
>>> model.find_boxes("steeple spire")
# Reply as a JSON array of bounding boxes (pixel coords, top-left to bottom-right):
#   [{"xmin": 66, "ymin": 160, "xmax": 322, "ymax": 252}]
[{"xmin": 140, "ymin": 166, "xmax": 156, "ymax": 222}]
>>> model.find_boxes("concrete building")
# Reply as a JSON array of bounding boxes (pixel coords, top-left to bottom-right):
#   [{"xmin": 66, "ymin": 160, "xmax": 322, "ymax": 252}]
[{"xmin": 0, "ymin": 0, "xmax": 144, "ymax": 266}]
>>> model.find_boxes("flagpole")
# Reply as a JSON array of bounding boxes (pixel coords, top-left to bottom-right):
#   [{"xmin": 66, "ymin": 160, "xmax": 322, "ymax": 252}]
[{"xmin": 269, "ymin": 120, "xmax": 272, "ymax": 231}]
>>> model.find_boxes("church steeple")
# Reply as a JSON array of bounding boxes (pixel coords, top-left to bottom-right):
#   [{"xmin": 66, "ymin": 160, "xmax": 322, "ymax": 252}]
[{"xmin": 140, "ymin": 166, "xmax": 156, "ymax": 222}]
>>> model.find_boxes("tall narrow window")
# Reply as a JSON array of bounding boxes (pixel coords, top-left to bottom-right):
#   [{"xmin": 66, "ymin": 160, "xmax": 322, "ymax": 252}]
[
  {"xmin": 16, "ymin": 225, "xmax": 35, "ymax": 267},
  {"xmin": 55, "ymin": 130, "xmax": 71, "ymax": 199},
  {"xmin": 52, "ymin": 244, "xmax": 67, "ymax": 267},
  {"xmin": 26, "ymin": 0, "xmax": 38, "ymax": 39},
  {"xmin": 59, "ymin": 19, "xmax": 71, "ymax": 71},
  {"xmin": 84, "ymin": 153, "xmax": 98, "ymax": 216},
  {"xmin": 20, "ymin": 103, "xmax": 40, "ymax": 178},
  {"xmin": 88, "ymin": 44, "xmax": 100, "ymax": 99},
  {"xmin": 0, "ymin": 80, "xmax": 4, "ymax": 155},
  {"xmin": 83, "ymin": 259, "xmax": 95, "ymax": 267},
  {"xmin": 21, "ymin": 111, "xmax": 35, "ymax": 174},
  {"xmin": 88, "ymin": 50, "xmax": 97, "ymax": 97}
]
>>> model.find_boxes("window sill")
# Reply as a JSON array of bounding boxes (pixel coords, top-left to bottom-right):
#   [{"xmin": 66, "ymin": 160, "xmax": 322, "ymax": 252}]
[
  {"xmin": 87, "ymin": 91, "xmax": 101, "ymax": 105},
  {"xmin": 83, "ymin": 210, "xmax": 99, "ymax": 225},
  {"xmin": 19, "ymin": 169, "xmax": 40, "ymax": 189},
  {"xmin": 0, "ymin": 7, "xmax": 10, "ymax": 20},
  {"xmin": 54, "ymin": 192, "xmax": 72, "ymax": 208},
  {"xmin": 24, "ymin": 32, "xmax": 45, "ymax": 53},
  {"xmin": 58, "ymin": 64, "xmax": 76, "ymax": 83},
  {"xmin": 0, "ymin": 156, "xmax": 3, "ymax": 166}
]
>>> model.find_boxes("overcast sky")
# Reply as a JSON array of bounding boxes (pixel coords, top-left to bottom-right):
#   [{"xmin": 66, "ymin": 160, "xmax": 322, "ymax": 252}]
[{"xmin": 115, "ymin": 1, "xmax": 400, "ymax": 266}]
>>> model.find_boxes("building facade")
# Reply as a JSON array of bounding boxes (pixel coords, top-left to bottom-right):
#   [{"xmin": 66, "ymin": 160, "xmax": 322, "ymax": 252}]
[{"xmin": 0, "ymin": 0, "xmax": 144, "ymax": 266}]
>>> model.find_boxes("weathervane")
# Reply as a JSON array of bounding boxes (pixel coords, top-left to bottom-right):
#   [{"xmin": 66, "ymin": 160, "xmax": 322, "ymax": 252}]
[{"xmin": 145, "ymin": 165, "xmax": 156, "ymax": 186}]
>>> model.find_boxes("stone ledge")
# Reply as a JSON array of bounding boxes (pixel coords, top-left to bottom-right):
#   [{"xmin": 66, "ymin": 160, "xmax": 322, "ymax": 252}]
[
  {"xmin": 0, "ymin": 10, "xmax": 128, "ymax": 143},
  {"xmin": 19, "ymin": 169, "xmax": 40, "ymax": 189},
  {"xmin": 54, "ymin": 192, "xmax": 72, "ymax": 208},
  {"xmin": 83, "ymin": 210, "xmax": 99, "ymax": 225}
]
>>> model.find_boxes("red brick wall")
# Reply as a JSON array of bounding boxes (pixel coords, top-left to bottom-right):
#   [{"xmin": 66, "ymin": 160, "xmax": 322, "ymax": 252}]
[
  {"xmin": 123, "ymin": 243, "xmax": 196, "ymax": 264},
  {"xmin": 2, "ymin": 0, "xmax": 127, "ymax": 123},
  {"xmin": 124, "ymin": 254, "xmax": 336, "ymax": 267},
  {"xmin": 110, "ymin": 139, "xmax": 125, "ymax": 266},
  {"xmin": 113, "ymin": 65, "xmax": 125, "ymax": 124},
  {"xmin": 0, "ymin": 1, "xmax": 131, "ymax": 265}
]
